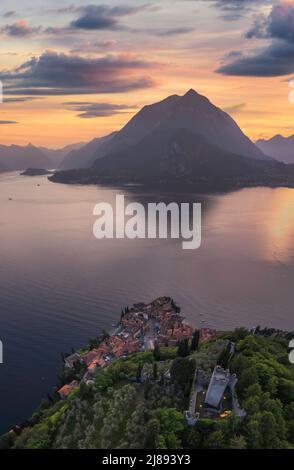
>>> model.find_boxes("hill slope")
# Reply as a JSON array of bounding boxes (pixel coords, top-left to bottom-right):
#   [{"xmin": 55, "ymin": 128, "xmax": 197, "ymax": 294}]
[
  {"xmin": 256, "ymin": 135, "xmax": 294, "ymax": 164},
  {"xmin": 1, "ymin": 326, "xmax": 294, "ymax": 449},
  {"xmin": 0, "ymin": 144, "xmax": 53, "ymax": 171},
  {"xmin": 39, "ymin": 143, "xmax": 85, "ymax": 169},
  {"xmin": 58, "ymin": 89, "xmax": 267, "ymax": 172}
]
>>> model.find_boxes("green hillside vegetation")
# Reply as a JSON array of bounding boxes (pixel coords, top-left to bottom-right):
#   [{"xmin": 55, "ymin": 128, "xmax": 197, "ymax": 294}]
[{"xmin": 1, "ymin": 329, "xmax": 294, "ymax": 449}]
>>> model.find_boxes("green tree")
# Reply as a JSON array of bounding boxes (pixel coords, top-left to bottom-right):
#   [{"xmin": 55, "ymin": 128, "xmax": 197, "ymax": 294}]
[
  {"xmin": 204, "ymin": 430, "xmax": 225, "ymax": 449},
  {"xmin": 191, "ymin": 330, "xmax": 200, "ymax": 352},
  {"xmin": 238, "ymin": 367, "xmax": 259, "ymax": 396},
  {"xmin": 260, "ymin": 412, "xmax": 279, "ymax": 449},
  {"xmin": 153, "ymin": 345, "xmax": 161, "ymax": 361},
  {"xmin": 145, "ymin": 418, "xmax": 160, "ymax": 448},
  {"xmin": 244, "ymin": 418, "xmax": 261, "ymax": 449},
  {"xmin": 170, "ymin": 357, "xmax": 195, "ymax": 393},
  {"xmin": 153, "ymin": 408, "xmax": 185, "ymax": 449},
  {"xmin": 153, "ymin": 362, "xmax": 158, "ymax": 381},
  {"xmin": 177, "ymin": 339, "xmax": 190, "ymax": 357},
  {"xmin": 228, "ymin": 435, "xmax": 247, "ymax": 449}
]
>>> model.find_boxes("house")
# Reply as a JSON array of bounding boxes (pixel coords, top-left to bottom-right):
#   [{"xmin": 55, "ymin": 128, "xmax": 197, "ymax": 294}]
[
  {"xmin": 82, "ymin": 371, "xmax": 95, "ymax": 385},
  {"xmin": 200, "ymin": 328, "xmax": 219, "ymax": 343},
  {"xmin": 58, "ymin": 380, "xmax": 79, "ymax": 399},
  {"xmin": 64, "ymin": 353, "xmax": 83, "ymax": 369},
  {"xmin": 83, "ymin": 349, "xmax": 100, "ymax": 366}
]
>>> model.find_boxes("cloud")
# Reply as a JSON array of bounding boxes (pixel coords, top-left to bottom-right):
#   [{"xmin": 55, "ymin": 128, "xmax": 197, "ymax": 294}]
[
  {"xmin": 213, "ymin": 0, "xmax": 272, "ymax": 21},
  {"xmin": 0, "ymin": 51, "xmax": 158, "ymax": 96},
  {"xmin": 217, "ymin": 2, "xmax": 294, "ymax": 76},
  {"xmin": 217, "ymin": 41, "xmax": 294, "ymax": 76},
  {"xmin": 3, "ymin": 11, "xmax": 16, "ymax": 18},
  {"xmin": 223, "ymin": 102, "xmax": 247, "ymax": 114},
  {"xmin": 1, "ymin": 19, "xmax": 41, "ymax": 37},
  {"xmin": 246, "ymin": 3, "xmax": 294, "ymax": 43},
  {"xmin": 149, "ymin": 27, "xmax": 195, "ymax": 37},
  {"xmin": 69, "ymin": 40, "xmax": 117, "ymax": 54},
  {"xmin": 0, "ymin": 120, "xmax": 18, "ymax": 124},
  {"xmin": 70, "ymin": 4, "xmax": 147, "ymax": 31},
  {"xmin": 3, "ymin": 97, "xmax": 38, "ymax": 103},
  {"xmin": 64, "ymin": 101, "xmax": 136, "ymax": 118}
]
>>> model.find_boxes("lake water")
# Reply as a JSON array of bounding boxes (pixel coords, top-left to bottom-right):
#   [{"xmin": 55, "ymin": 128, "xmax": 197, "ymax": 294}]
[{"xmin": 0, "ymin": 172, "xmax": 294, "ymax": 433}]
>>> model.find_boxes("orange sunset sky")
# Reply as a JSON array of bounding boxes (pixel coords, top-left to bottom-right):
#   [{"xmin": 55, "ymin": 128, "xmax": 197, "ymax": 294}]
[{"xmin": 0, "ymin": 0, "xmax": 293, "ymax": 148}]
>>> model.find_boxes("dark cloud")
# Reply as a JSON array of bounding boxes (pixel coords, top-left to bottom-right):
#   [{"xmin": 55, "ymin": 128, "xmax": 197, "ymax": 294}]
[
  {"xmin": 213, "ymin": 0, "xmax": 272, "ymax": 21},
  {"xmin": 150, "ymin": 27, "xmax": 195, "ymax": 37},
  {"xmin": 0, "ymin": 120, "xmax": 18, "ymax": 124},
  {"xmin": 217, "ymin": 41, "xmax": 294, "ymax": 76},
  {"xmin": 217, "ymin": 3, "xmax": 294, "ymax": 77},
  {"xmin": 3, "ymin": 11, "xmax": 16, "ymax": 18},
  {"xmin": 1, "ymin": 20, "xmax": 41, "ymax": 37},
  {"xmin": 64, "ymin": 101, "xmax": 136, "ymax": 118},
  {"xmin": 3, "ymin": 97, "xmax": 38, "ymax": 103},
  {"xmin": 70, "ymin": 4, "xmax": 147, "ymax": 31},
  {"xmin": 246, "ymin": 3, "xmax": 294, "ymax": 43},
  {"xmin": 69, "ymin": 40, "xmax": 117, "ymax": 54},
  {"xmin": 223, "ymin": 102, "xmax": 246, "ymax": 114},
  {"xmin": 0, "ymin": 51, "xmax": 157, "ymax": 96}
]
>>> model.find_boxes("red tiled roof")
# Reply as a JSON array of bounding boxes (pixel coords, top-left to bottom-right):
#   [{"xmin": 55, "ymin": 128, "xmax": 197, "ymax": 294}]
[{"xmin": 58, "ymin": 380, "xmax": 78, "ymax": 397}]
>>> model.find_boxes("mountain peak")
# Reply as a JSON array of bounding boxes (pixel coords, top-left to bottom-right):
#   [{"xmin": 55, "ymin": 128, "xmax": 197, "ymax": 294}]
[
  {"xmin": 181, "ymin": 88, "xmax": 210, "ymax": 105},
  {"xmin": 184, "ymin": 88, "xmax": 198, "ymax": 97}
]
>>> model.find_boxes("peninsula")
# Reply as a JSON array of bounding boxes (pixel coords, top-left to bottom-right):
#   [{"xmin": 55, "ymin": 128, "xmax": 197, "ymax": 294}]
[{"xmin": 1, "ymin": 297, "xmax": 293, "ymax": 450}]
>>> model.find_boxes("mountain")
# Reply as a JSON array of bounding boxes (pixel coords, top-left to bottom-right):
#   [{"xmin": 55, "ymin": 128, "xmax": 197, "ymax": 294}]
[
  {"xmin": 92, "ymin": 128, "xmax": 269, "ymax": 180},
  {"xmin": 256, "ymin": 135, "xmax": 294, "ymax": 164},
  {"xmin": 0, "ymin": 162, "xmax": 7, "ymax": 173},
  {"xmin": 118, "ymin": 88, "xmax": 266, "ymax": 161},
  {"xmin": 0, "ymin": 144, "xmax": 53, "ymax": 171},
  {"xmin": 50, "ymin": 128, "xmax": 293, "ymax": 191},
  {"xmin": 59, "ymin": 133, "xmax": 117, "ymax": 170},
  {"xmin": 50, "ymin": 89, "xmax": 294, "ymax": 190},
  {"xmin": 59, "ymin": 89, "xmax": 267, "ymax": 171},
  {"xmin": 39, "ymin": 143, "xmax": 85, "ymax": 168},
  {"xmin": 39, "ymin": 142, "xmax": 86, "ymax": 169}
]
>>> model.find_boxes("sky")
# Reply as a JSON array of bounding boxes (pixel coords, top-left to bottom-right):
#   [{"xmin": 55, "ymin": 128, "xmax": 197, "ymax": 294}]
[{"xmin": 0, "ymin": 0, "xmax": 293, "ymax": 147}]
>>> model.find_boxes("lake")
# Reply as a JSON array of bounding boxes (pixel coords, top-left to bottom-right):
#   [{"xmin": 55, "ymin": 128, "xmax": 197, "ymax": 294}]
[{"xmin": 0, "ymin": 172, "xmax": 294, "ymax": 433}]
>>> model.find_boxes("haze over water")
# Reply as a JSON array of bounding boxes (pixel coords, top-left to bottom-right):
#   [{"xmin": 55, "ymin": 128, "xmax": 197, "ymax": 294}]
[{"xmin": 0, "ymin": 172, "xmax": 294, "ymax": 432}]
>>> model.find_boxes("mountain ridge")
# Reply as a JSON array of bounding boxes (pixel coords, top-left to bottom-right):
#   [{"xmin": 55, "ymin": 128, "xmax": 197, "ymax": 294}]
[
  {"xmin": 58, "ymin": 88, "xmax": 268, "ymax": 171},
  {"xmin": 256, "ymin": 134, "xmax": 294, "ymax": 164},
  {"xmin": 0, "ymin": 144, "xmax": 53, "ymax": 171}
]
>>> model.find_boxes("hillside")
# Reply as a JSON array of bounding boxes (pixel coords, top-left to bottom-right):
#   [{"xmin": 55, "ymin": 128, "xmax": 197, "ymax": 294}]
[
  {"xmin": 39, "ymin": 142, "xmax": 86, "ymax": 169},
  {"xmin": 49, "ymin": 89, "xmax": 294, "ymax": 190},
  {"xmin": 59, "ymin": 133, "xmax": 117, "ymax": 170},
  {"xmin": 56, "ymin": 89, "xmax": 267, "ymax": 173},
  {"xmin": 1, "ymin": 298, "xmax": 294, "ymax": 450},
  {"xmin": 256, "ymin": 135, "xmax": 294, "ymax": 164},
  {"xmin": 0, "ymin": 144, "xmax": 53, "ymax": 171},
  {"xmin": 50, "ymin": 131, "xmax": 294, "ymax": 191}
]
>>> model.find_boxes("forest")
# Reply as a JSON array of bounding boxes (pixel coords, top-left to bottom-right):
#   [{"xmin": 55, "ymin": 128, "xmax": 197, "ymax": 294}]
[{"xmin": 1, "ymin": 328, "xmax": 294, "ymax": 449}]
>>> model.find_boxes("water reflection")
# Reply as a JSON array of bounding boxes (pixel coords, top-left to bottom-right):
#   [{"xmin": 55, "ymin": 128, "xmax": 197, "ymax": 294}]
[{"xmin": 0, "ymin": 173, "xmax": 294, "ymax": 433}]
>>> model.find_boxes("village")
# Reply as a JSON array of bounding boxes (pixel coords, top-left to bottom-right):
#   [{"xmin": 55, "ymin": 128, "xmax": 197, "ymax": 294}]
[{"xmin": 57, "ymin": 297, "xmax": 218, "ymax": 399}]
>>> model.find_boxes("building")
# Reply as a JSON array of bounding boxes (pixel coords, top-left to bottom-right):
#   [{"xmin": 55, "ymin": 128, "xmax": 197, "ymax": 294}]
[
  {"xmin": 58, "ymin": 380, "xmax": 79, "ymax": 399},
  {"xmin": 204, "ymin": 366, "xmax": 231, "ymax": 413},
  {"xmin": 64, "ymin": 353, "xmax": 83, "ymax": 369}
]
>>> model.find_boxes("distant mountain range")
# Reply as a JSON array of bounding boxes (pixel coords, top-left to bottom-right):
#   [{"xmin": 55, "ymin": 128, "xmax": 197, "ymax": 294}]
[
  {"xmin": 50, "ymin": 89, "xmax": 294, "ymax": 191},
  {"xmin": 0, "ymin": 142, "xmax": 84, "ymax": 172},
  {"xmin": 0, "ymin": 144, "xmax": 52, "ymax": 172},
  {"xmin": 1, "ymin": 89, "xmax": 293, "ymax": 190},
  {"xmin": 256, "ymin": 135, "xmax": 294, "ymax": 164},
  {"xmin": 60, "ymin": 133, "xmax": 117, "ymax": 170},
  {"xmin": 40, "ymin": 142, "xmax": 85, "ymax": 168}
]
